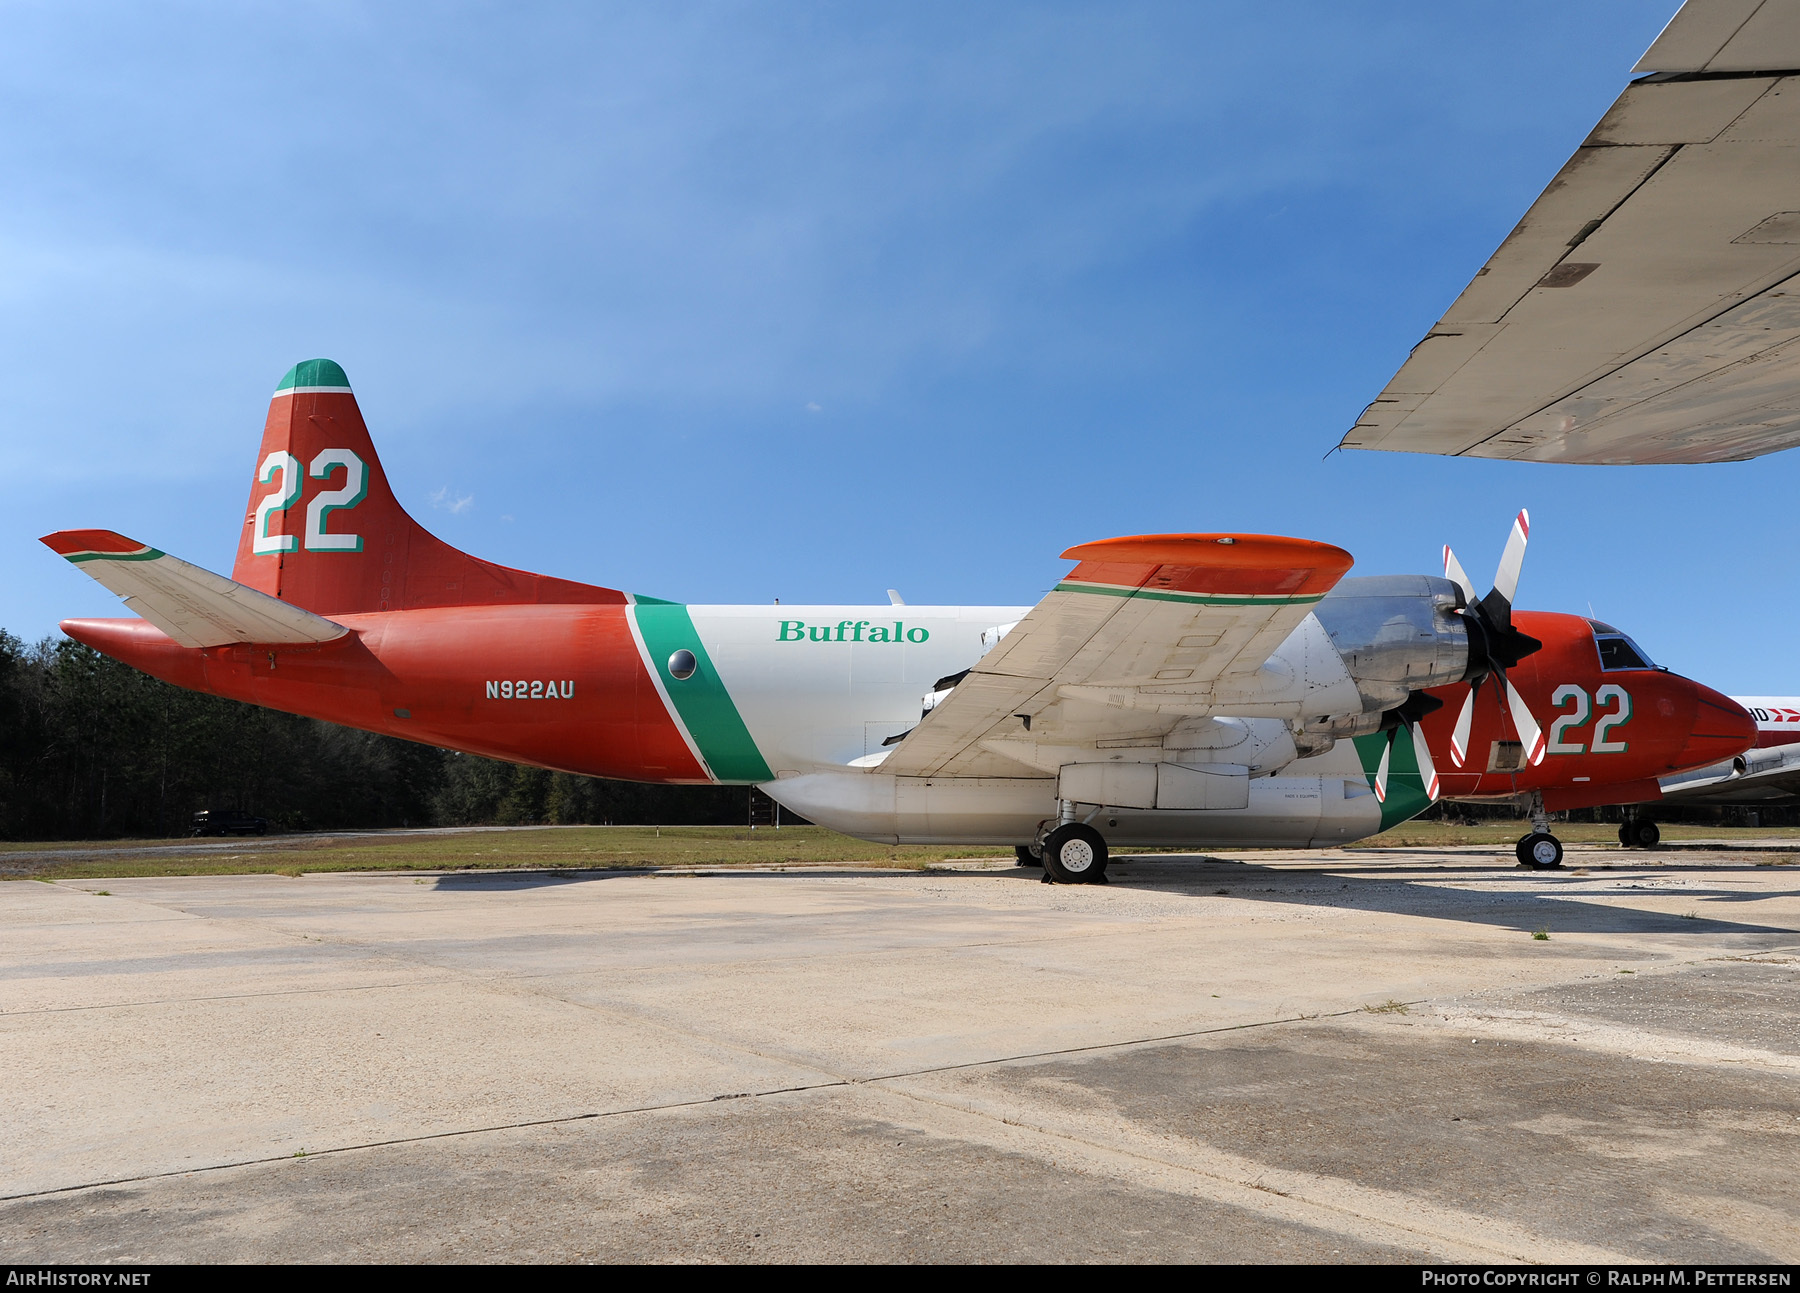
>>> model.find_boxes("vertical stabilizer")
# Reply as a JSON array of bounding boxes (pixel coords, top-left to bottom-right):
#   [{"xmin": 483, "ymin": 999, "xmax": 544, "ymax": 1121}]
[{"xmin": 230, "ymin": 360, "xmax": 624, "ymax": 614}]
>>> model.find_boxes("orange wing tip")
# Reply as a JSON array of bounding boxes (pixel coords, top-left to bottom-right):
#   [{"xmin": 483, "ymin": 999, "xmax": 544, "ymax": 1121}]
[
  {"xmin": 41, "ymin": 529, "xmax": 156, "ymax": 558},
  {"xmin": 1059, "ymin": 533, "xmax": 1354, "ymax": 599}
]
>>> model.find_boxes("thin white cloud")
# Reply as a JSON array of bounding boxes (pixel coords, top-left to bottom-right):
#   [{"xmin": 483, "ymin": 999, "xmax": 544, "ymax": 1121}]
[{"xmin": 429, "ymin": 487, "xmax": 474, "ymax": 515}]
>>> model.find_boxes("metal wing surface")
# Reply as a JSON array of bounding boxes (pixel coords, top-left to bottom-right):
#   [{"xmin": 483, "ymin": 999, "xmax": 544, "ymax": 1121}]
[
  {"xmin": 1660, "ymin": 740, "xmax": 1800, "ymax": 802},
  {"xmin": 42, "ymin": 529, "xmax": 349, "ymax": 649},
  {"xmin": 1342, "ymin": 0, "xmax": 1800, "ymax": 465},
  {"xmin": 879, "ymin": 534, "xmax": 1353, "ymax": 778}
]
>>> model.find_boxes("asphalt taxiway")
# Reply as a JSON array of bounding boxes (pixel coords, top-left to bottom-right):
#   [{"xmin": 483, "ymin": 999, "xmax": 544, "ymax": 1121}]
[{"xmin": 3, "ymin": 844, "xmax": 1798, "ymax": 1263}]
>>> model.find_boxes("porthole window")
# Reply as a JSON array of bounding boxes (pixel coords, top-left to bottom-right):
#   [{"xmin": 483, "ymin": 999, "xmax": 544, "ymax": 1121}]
[{"xmin": 668, "ymin": 649, "xmax": 697, "ymax": 680}]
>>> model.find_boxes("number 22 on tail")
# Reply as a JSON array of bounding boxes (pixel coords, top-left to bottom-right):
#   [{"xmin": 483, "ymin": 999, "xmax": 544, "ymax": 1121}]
[{"xmin": 252, "ymin": 449, "xmax": 369, "ymax": 555}]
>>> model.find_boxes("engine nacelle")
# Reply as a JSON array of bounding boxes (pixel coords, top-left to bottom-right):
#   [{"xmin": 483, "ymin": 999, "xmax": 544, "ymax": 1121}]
[{"xmin": 1310, "ymin": 574, "xmax": 1470, "ymax": 713}]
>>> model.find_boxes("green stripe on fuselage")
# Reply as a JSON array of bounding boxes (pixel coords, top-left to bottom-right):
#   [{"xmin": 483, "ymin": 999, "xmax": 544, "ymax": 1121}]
[
  {"xmin": 1351, "ymin": 732, "xmax": 1433, "ymax": 832},
  {"xmin": 634, "ymin": 603, "xmax": 773, "ymax": 783},
  {"xmin": 1052, "ymin": 581, "xmax": 1323, "ymax": 606}
]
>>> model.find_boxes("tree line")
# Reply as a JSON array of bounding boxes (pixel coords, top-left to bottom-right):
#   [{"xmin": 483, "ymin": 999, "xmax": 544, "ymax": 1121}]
[{"xmin": 0, "ymin": 632, "xmax": 751, "ymax": 840}]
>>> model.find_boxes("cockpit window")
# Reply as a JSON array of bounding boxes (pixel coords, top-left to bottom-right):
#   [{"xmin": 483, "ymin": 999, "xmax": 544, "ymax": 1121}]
[{"xmin": 1586, "ymin": 620, "xmax": 1655, "ymax": 671}]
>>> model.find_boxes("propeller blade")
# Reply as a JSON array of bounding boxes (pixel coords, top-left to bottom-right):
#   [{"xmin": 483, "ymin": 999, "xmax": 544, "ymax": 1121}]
[
  {"xmin": 1410, "ymin": 721, "xmax": 1441, "ymax": 801},
  {"xmin": 1449, "ymin": 682, "xmax": 1478, "ymax": 768},
  {"xmin": 1374, "ymin": 732, "xmax": 1392, "ymax": 803},
  {"xmin": 1491, "ymin": 508, "xmax": 1529, "ymax": 610},
  {"xmin": 1443, "ymin": 546, "xmax": 1476, "ymax": 606},
  {"xmin": 1499, "ymin": 668, "xmax": 1546, "ymax": 766}
]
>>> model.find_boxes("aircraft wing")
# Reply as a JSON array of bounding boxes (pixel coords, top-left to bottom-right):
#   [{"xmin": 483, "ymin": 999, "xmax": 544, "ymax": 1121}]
[
  {"xmin": 878, "ymin": 533, "xmax": 1353, "ymax": 778},
  {"xmin": 1659, "ymin": 740, "xmax": 1800, "ymax": 803},
  {"xmin": 42, "ymin": 529, "xmax": 349, "ymax": 649},
  {"xmin": 1341, "ymin": 0, "xmax": 1800, "ymax": 465}
]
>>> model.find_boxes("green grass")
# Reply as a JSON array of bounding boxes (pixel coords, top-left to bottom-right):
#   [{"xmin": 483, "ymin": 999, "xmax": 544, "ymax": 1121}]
[
  {"xmin": 2, "ymin": 825, "xmax": 1012, "ymax": 882},
  {"xmin": 7, "ymin": 817, "xmax": 1797, "ymax": 883}
]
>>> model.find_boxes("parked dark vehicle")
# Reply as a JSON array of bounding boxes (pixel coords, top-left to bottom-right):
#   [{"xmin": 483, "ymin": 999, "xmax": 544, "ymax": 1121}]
[{"xmin": 191, "ymin": 809, "xmax": 269, "ymax": 837}]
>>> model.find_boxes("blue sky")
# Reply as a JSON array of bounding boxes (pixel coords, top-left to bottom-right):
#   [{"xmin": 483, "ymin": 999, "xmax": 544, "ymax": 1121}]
[{"xmin": 7, "ymin": 1, "xmax": 1791, "ymax": 691}]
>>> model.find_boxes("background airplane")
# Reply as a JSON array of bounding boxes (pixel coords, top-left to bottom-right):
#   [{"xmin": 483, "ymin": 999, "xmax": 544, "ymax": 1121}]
[
  {"xmin": 1598, "ymin": 695, "xmax": 1800, "ymax": 846},
  {"xmin": 43, "ymin": 361, "xmax": 1755, "ymax": 880}
]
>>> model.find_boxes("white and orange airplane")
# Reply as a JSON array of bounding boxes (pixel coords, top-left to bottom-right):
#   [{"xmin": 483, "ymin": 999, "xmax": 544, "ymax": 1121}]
[{"xmin": 42, "ymin": 361, "xmax": 1755, "ymax": 879}]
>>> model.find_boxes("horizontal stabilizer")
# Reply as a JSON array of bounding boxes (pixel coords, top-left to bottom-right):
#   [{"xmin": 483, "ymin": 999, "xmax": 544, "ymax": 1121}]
[{"xmin": 42, "ymin": 530, "xmax": 349, "ymax": 649}]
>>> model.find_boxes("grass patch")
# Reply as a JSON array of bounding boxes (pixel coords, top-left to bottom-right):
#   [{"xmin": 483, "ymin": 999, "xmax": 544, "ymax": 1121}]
[
  {"xmin": 1532, "ymin": 926, "xmax": 1551, "ymax": 941},
  {"xmin": 1, "ymin": 826, "xmax": 1011, "ymax": 882},
  {"xmin": 1363, "ymin": 999, "xmax": 1410, "ymax": 1015}
]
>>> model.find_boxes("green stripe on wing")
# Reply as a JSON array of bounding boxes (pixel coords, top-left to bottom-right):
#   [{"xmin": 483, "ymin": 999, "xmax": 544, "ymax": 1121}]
[
  {"xmin": 1053, "ymin": 581, "xmax": 1324, "ymax": 606},
  {"xmin": 64, "ymin": 548, "xmax": 163, "ymax": 564}
]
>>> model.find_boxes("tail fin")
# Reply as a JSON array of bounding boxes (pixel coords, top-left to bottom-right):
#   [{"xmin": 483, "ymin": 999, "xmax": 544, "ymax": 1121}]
[{"xmin": 231, "ymin": 360, "xmax": 624, "ymax": 615}]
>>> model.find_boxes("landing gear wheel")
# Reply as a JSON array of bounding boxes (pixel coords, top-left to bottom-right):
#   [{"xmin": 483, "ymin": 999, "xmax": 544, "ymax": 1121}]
[
  {"xmin": 1617, "ymin": 822, "xmax": 1633, "ymax": 847},
  {"xmin": 1014, "ymin": 843, "xmax": 1043, "ymax": 868},
  {"xmin": 1629, "ymin": 820, "xmax": 1660, "ymax": 849},
  {"xmin": 1042, "ymin": 823, "xmax": 1109, "ymax": 884},
  {"xmin": 1516, "ymin": 832, "xmax": 1564, "ymax": 869}
]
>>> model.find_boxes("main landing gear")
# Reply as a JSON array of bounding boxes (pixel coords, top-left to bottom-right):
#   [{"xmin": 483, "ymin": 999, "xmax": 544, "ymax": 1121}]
[
  {"xmin": 1515, "ymin": 791, "xmax": 1563, "ymax": 869},
  {"xmin": 1036, "ymin": 804, "xmax": 1110, "ymax": 884},
  {"xmin": 1014, "ymin": 843, "xmax": 1043, "ymax": 868},
  {"xmin": 1617, "ymin": 818, "xmax": 1661, "ymax": 849}
]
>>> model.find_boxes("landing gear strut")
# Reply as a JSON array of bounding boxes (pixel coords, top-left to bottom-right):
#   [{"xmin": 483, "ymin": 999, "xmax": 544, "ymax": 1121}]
[{"xmin": 1515, "ymin": 791, "xmax": 1563, "ymax": 869}]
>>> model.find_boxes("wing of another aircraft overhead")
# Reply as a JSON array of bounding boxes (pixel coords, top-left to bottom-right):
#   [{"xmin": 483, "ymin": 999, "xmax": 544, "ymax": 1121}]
[
  {"xmin": 878, "ymin": 533, "xmax": 1354, "ymax": 779},
  {"xmin": 1342, "ymin": 0, "xmax": 1800, "ymax": 465},
  {"xmin": 42, "ymin": 529, "xmax": 349, "ymax": 648}
]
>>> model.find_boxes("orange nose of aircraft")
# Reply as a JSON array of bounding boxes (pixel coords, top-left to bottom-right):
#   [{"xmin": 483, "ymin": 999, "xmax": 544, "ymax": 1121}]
[{"xmin": 1679, "ymin": 684, "xmax": 1757, "ymax": 771}]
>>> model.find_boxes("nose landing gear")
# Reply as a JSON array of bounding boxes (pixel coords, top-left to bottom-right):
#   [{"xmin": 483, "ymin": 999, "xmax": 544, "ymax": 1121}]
[{"xmin": 1516, "ymin": 791, "xmax": 1564, "ymax": 869}]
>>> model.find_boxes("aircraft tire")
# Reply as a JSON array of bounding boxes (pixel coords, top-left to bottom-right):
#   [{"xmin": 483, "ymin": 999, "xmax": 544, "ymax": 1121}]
[
  {"xmin": 1632, "ymin": 820, "xmax": 1660, "ymax": 848},
  {"xmin": 1516, "ymin": 832, "xmax": 1563, "ymax": 869},
  {"xmin": 1014, "ymin": 844, "xmax": 1043, "ymax": 868},
  {"xmin": 1617, "ymin": 822, "xmax": 1633, "ymax": 847},
  {"xmin": 1042, "ymin": 823, "xmax": 1108, "ymax": 884}
]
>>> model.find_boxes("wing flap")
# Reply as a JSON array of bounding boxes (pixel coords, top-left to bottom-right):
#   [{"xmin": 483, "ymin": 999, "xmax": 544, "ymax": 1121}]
[
  {"xmin": 42, "ymin": 529, "xmax": 350, "ymax": 649},
  {"xmin": 880, "ymin": 533, "xmax": 1353, "ymax": 778}
]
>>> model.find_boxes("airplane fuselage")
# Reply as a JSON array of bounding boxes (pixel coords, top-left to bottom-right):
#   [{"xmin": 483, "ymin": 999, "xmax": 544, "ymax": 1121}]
[{"xmin": 64, "ymin": 599, "xmax": 1751, "ymax": 850}]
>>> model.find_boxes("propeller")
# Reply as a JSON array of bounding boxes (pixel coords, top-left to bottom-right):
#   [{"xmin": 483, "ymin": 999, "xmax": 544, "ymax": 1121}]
[
  {"xmin": 1373, "ymin": 691, "xmax": 1444, "ymax": 804},
  {"xmin": 1442, "ymin": 509, "xmax": 1545, "ymax": 771}
]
